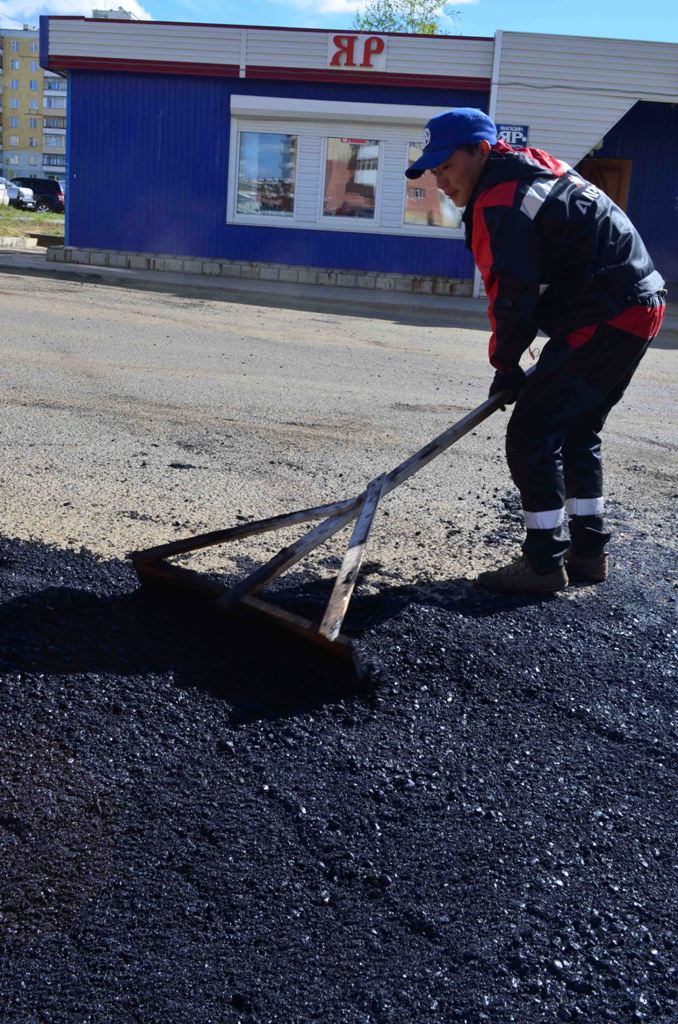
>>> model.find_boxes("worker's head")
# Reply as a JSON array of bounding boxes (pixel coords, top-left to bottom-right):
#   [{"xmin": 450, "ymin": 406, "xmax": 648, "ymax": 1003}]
[{"xmin": 405, "ymin": 108, "xmax": 496, "ymax": 207}]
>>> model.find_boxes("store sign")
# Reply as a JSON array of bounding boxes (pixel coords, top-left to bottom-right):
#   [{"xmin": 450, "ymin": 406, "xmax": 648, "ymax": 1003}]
[
  {"xmin": 328, "ymin": 34, "xmax": 387, "ymax": 71},
  {"xmin": 497, "ymin": 123, "xmax": 530, "ymax": 147}
]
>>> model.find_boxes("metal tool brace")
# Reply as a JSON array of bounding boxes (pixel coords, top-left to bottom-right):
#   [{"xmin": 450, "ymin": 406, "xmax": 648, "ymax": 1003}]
[{"xmin": 129, "ymin": 385, "xmax": 516, "ymax": 676}]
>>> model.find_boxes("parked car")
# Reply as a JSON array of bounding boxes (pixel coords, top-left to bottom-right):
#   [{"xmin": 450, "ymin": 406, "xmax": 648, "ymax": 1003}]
[
  {"xmin": 0, "ymin": 176, "xmax": 35, "ymax": 211},
  {"xmin": 11, "ymin": 177, "xmax": 64, "ymax": 213}
]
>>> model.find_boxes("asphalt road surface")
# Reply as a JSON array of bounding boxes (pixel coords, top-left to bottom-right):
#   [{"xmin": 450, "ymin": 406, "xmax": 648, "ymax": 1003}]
[{"xmin": 0, "ymin": 272, "xmax": 676, "ymax": 1023}]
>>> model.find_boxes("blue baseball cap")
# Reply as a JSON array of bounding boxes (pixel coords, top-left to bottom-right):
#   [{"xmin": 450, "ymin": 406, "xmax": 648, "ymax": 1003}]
[{"xmin": 405, "ymin": 108, "xmax": 497, "ymax": 179}]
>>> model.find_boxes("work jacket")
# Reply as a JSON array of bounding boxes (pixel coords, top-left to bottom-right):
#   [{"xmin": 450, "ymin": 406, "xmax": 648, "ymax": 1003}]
[{"xmin": 462, "ymin": 141, "xmax": 664, "ymax": 372}]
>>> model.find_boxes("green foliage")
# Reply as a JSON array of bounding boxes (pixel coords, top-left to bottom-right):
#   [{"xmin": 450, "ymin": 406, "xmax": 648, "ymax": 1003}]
[
  {"xmin": 0, "ymin": 204, "xmax": 63, "ymax": 237},
  {"xmin": 352, "ymin": 0, "xmax": 460, "ymax": 36}
]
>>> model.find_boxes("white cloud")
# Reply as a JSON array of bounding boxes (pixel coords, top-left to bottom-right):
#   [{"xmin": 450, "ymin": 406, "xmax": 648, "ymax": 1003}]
[{"xmin": 0, "ymin": 0, "xmax": 152, "ymax": 29}]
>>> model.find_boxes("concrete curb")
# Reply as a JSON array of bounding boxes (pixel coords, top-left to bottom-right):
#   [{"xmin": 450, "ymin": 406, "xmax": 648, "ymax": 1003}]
[
  {"xmin": 46, "ymin": 244, "xmax": 474, "ymax": 297},
  {"xmin": 1, "ymin": 248, "xmax": 676, "ymax": 339},
  {"xmin": 0, "ymin": 247, "xmax": 489, "ymax": 320},
  {"xmin": 0, "ymin": 236, "xmax": 38, "ymax": 248}
]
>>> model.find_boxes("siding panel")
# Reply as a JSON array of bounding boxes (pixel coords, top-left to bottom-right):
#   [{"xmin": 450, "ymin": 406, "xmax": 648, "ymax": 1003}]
[
  {"xmin": 67, "ymin": 73, "xmax": 483, "ymax": 278},
  {"xmin": 46, "ymin": 18, "xmax": 493, "ymax": 84},
  {"xmin": 588, "ymin": 100, "xmax": 678, "ymax": 285},
  {"xmin": 494, "ymin": 31, "xmax": 678, "ymax": 167}
]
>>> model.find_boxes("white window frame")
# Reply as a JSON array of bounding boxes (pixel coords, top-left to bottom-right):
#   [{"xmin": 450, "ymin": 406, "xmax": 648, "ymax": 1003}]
[
  {"xmin": 318, "ymin": 136, "xmax": 384, "ymax": 228},
  {"xmin": 232, "ymin": 128, "xmax": 300, "ymax": 221},
  {"xmin": 227, "ymin": 96, "xmax": 464, "ymax": 240}
]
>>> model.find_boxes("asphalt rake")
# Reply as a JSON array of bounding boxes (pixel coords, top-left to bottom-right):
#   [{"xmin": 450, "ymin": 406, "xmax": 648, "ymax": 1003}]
[{"xmin": 128, "ymin": 386, "xmax": 515, "ymax": 684}]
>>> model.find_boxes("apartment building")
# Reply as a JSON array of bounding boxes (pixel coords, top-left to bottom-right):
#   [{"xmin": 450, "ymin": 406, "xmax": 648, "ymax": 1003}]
[{"xmin": 0, "ymin": 26, "xmax": 66, "ymax": 181}]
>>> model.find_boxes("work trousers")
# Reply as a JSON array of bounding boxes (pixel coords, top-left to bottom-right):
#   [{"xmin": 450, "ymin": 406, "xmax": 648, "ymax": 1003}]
[{"xmin": 505, "ymin": 296, "xmax": 665, "ymax": 573}]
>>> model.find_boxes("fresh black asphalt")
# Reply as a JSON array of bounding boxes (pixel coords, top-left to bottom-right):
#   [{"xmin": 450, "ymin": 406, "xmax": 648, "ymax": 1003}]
[{"xmin": 0, "ymin": 504, "xmax": 676, "ymax": 1023}]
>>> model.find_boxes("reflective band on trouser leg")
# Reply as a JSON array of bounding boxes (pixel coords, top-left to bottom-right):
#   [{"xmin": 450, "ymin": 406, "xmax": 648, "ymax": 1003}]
[
  {"xmin": 565, "ymin": 497, "xmax": 604, "ymax": 516},
  {"xmin": 523, "ymin": 508, "xmax": 565, "ymax": 530}
]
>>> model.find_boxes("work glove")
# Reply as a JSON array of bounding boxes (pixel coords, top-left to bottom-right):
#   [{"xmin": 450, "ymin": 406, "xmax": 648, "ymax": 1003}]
[{"xmin": 488, "ymin": 366, "xmax": 526, "ymax": 406}]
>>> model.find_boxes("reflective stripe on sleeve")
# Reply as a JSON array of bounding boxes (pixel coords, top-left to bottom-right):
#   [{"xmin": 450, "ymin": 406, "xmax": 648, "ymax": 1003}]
[
  {"xmin": 523, "ymin": 507, "xmax": 565, "ymax": 529},
  {"xmin": 519, "ymin": 178, "xmax": 558, "ymax": 220},
  {"xmin": 565, "ymin": 497, "xmax": 604, "ymax": 516}
]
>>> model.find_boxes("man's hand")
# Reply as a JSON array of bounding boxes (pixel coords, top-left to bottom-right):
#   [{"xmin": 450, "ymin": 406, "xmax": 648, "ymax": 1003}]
[{"xmin": 488, "ymin": 366, "xmax": 527, "ymax": 406}]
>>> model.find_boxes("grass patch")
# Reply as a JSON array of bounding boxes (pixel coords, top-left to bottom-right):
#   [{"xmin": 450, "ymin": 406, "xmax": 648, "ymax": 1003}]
[{"xmin": 0, "ymin": 205, "xmax": 64, "ymax": 238}]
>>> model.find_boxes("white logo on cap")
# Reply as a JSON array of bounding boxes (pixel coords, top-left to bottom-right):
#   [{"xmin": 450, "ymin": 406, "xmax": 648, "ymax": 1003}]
[{"xmin": 424, "ymin": 127, "xmax": 431, "ymax": 147}]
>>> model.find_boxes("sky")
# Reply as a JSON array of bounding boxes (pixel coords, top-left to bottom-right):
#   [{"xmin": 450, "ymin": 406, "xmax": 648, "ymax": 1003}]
[{"xmin": 1, "ymin": 0, "xmax": 677, "ymax": 46}]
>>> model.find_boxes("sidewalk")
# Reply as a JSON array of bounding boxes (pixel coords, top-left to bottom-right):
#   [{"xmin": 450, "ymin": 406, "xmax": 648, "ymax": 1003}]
[
  {"xmin": 0, "ymin": 246, "xmax": 488, "ymax": 324},
  {"xmin": 1, "ymin": 246, "xmax": 677, "ymax": 337}
]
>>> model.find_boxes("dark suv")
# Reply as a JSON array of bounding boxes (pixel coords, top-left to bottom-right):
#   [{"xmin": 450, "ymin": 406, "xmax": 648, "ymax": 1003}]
[{"xmin": 11, "ymin": 177, "xmax": 64, "ymax": 213}]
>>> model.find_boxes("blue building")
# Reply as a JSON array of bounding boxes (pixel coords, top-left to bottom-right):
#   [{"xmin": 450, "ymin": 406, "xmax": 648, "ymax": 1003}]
[{"xmin": 41, "ymin": 18, "xmax": 678, "ymax": 292}]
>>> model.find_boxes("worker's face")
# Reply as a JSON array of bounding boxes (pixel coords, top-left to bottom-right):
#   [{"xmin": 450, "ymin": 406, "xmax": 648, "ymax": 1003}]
[{"xmin": 430, "ymin": 142, "xmax": 490, "ymax": 207}]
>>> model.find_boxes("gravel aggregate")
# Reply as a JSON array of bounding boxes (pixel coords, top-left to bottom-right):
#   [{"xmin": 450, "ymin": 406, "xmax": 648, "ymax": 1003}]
[{"xmin": 1, "ymin": 512, "xmax": 676, "ymax": 1024}]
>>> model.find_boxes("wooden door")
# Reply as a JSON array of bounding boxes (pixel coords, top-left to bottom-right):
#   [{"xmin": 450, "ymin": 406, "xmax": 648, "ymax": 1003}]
[{"xmin": 577, "ymin": 158, "xmax": 633, "ymax": 211}]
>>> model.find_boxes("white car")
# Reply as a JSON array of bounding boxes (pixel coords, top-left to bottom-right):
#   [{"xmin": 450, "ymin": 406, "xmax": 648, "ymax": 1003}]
[{"xmin": 0, "ymin": 176, "xmax": 35, "ymax": 211}]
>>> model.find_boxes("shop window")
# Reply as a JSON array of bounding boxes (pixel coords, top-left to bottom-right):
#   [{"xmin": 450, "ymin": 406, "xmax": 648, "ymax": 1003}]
[
  {"xmin": 228, "ymin": 97, "xmax": 465, "ymax": 240},
  {"xmin": 236, "ymin": 131, "xmax": 297, "ymax": 217},
  {"xmin": 403, "ymin": 142, "xmax": 463, "ymax": 228},
  {"xmin": 323, "ymin": 138, "xmax": 379, "ymax": 220}
]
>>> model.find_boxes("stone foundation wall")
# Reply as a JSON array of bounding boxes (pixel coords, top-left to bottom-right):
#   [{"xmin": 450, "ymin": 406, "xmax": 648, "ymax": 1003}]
[{"xmin": 46, "ymin": 246, "xmax": 473, "ymax": 296}]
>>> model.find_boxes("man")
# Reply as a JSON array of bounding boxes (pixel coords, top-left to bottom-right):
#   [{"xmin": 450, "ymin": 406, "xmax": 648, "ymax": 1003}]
[{"xmin": 406, "ymin": 108, "xmax": 665, "ymax": 595}]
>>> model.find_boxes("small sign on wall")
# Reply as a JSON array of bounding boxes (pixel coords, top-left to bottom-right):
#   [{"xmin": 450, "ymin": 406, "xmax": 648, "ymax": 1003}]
[
  {"xmin": 497, "ymin": 123, "xmax": 530, "ymax": 147},
  {"xmin": 328, "ymin": 34, "xmax": 387, "ymax": 71}
]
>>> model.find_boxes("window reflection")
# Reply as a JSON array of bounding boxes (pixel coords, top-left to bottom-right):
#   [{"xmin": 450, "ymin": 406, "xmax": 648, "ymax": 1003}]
[
  {"xmin": 237, "ymin": 132, "xmax": 298, "ymax": 216},
  {"xmin": 404, "ymin": 142, "xmax": 463, "ymax": 228},
  {"xmin": 323, "ymin": 138, "xmax": 379, "ymax": 219}
]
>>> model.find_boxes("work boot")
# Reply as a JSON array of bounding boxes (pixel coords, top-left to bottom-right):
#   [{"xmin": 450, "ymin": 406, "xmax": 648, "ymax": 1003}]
[
  {"xmin": 565, "ymin": 550, "xmax": 608, "ymax": 583},
  {"xmin": 475, "ymin": 556, "xmax": 568, "ymax": 595}
]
